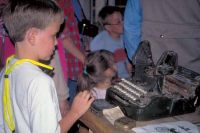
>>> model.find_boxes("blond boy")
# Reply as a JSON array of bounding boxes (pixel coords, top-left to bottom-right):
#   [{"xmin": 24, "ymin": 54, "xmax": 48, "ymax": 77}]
[{"xmin": 0, "ymin": 0, "xmax": 94, "ymax": 132}]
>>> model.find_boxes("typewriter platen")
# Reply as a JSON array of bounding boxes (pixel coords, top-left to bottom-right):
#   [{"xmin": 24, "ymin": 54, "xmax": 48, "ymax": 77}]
[{"xmin": 106, "ymin": 40, "xmax": 200, "ymax": 121}]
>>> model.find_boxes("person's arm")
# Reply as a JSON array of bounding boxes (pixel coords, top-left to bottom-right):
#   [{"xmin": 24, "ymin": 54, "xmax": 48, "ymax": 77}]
[
  {"xmin": 50, "ymin": 51, "xmax": 69, "ymax": 117},
  {"xmin": 124, "ymin": 0, "xmax": 142, "ymax": 60},
  {"xmin": 59, "ymin": 99, "xmax": 70, "ymax": 117},
  {"xmin": 59, "ymin": 90, "xmax": 94, "ymax": 133},
  {"xmin": 62, "ymin": 36, "xmax": 85, "ymax": 63}
]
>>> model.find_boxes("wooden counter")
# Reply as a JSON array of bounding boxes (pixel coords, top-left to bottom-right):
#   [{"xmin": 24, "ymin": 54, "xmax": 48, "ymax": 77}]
[
  {"xmin": 79, "ymin": 109, "xmax": 134, "ymax": 133},
  {"xmin": 80, "ymin": 109, "xmax": 200, "ymax": 133}
]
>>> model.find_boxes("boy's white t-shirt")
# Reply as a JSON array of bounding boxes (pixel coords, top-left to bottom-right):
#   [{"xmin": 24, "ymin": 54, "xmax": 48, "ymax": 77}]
[{"xmin": 0, "ymin": 59, "xmax": 61, "ymax": 133}]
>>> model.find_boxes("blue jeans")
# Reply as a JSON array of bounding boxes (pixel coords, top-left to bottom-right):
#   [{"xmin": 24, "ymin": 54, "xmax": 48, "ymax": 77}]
[{"xmin": 67, "ymin": 79, "xmax": 77, "ymax": 103}]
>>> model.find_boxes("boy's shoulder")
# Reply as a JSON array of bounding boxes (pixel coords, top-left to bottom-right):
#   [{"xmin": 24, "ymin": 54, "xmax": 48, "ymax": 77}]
[
  {"xmin": 17, "ymin": 62, "xmax": 51, "ymax": 78},
  {"xmin": 90, "ymin": 31, "xmax": 109, "ymax": 49},
  {"xmin": 9, "ymin": 61, "xmax": 55, "ymax": 94},
  {"xmin": 92, "ymin": 30, "xmax": 108, "ymax": 41},
  {"xmin": 5, "ymin": 59, "xmax": 52, "ymax": 83}
]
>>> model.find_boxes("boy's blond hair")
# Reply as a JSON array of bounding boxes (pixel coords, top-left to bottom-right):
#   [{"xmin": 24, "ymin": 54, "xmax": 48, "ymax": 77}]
[{"xmin": 2, "ymin": 0, "xmax": 64, "ymax": 43}]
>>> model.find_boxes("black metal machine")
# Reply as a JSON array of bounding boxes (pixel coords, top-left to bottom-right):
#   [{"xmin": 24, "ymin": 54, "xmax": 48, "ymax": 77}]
[{"xmin": 106, "ymin": 40, "xmax": 200, "ymax": 121}]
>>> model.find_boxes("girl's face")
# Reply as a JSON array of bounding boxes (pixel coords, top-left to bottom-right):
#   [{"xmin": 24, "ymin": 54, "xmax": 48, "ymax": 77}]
[{"xmin": 104, "ymin": 65, "xmax": 117, "ymax": 80}]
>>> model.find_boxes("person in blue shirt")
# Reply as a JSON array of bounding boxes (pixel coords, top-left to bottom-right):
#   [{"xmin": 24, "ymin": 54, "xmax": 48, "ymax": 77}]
[
  {"xmin": 90, "ymin": 6, "xmax": 132, "ymax": 78},
  {"xmin": 124, "ymin": 0, "xmax": 200, "ymax": 74},
  {"xmin": 124, "ymin": 0, "xmax": 142, "ymax": 60}
]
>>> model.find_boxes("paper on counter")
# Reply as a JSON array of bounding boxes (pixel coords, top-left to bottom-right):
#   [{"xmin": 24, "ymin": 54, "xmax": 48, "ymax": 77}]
[
  {"xmin": 103, "ymin": 106, "xmax": 125, "ymax": 125},
  {"xmin": 132, "ymin": 121, "xmax": 199, "ymax": 133}
]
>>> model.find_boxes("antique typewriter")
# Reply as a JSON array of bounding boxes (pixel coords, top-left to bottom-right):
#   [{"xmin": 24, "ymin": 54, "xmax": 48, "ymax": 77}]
[{"xmin": 106, "ymin": 40, "xmax": 200, "ymax": 121}]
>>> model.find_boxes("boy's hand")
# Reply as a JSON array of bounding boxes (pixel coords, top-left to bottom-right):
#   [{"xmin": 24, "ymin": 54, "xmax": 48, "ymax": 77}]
[
  {"xmin": 59, "ymin": 91, "xmax": 94, "ymax": 132},
  {"xmin": 70, "ymin": 90, "xmax": 95, "ymax": 118}
]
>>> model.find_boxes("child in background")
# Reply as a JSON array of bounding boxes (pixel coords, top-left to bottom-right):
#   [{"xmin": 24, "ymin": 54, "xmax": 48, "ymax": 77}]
[
  {"xmin": 77, "ymin": 50, "xmax": 117, "ymax": 99},
  {"xmin": 0, "ymin": 0, "xmax": 94, "ymax": 133},
  {"xmin": 90, "ymin": 6, "xmax": 133, "ymax": 79}
]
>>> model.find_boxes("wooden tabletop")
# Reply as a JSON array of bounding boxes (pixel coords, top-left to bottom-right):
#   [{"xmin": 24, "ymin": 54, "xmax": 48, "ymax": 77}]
[
  {"xmin": 80, "ymin": 109, "xmax": 200, "ymax": 133},
  {"xmin": 80, "ymin": 109, "xmax": 134, "ymax": 133}
]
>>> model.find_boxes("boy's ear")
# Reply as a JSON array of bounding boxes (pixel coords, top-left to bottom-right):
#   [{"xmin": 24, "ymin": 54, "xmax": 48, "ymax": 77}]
[{"xmin": 25, "ymin": 28, "xmax": 39, "ymax": 45}]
